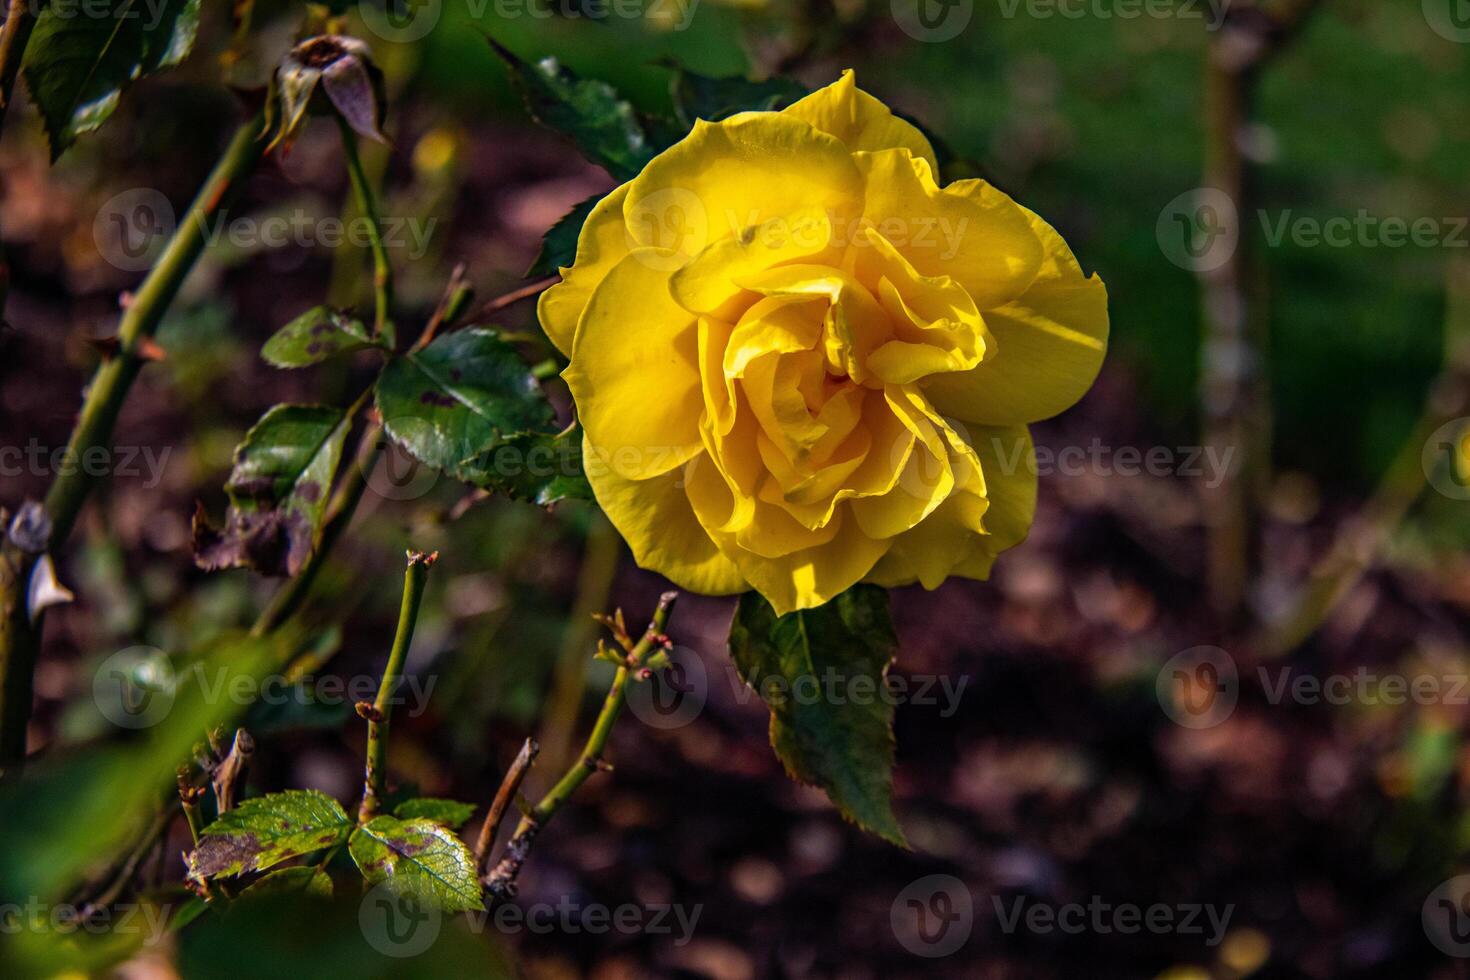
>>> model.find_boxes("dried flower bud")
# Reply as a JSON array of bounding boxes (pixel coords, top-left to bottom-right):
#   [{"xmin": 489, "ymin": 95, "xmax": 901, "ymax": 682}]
[{"xmin": 268, "ymin": 35, "xmax": 387, "ymax": 152}]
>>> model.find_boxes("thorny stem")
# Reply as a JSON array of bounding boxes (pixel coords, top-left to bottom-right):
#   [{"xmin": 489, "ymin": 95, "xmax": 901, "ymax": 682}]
[
  {"xmin": 337, "ymin": 116, "xmax": 394, "ymax": 347},
  {"xmin": 0, "ymin": 115, "xmax": 268, "ymax": 778},
  {"xmin": 357, "ymin": 551, "xmax": 436, "ymax": 824},
  {"xmin": 484, "ymin": 591, "xmax": 678, "ymax": 901}
]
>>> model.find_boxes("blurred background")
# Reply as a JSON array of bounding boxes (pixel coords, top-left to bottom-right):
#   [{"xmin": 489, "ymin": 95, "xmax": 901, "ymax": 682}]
[{"xmin": 3, "ymin": 0, "xmax": 1470, "ymax": 976}]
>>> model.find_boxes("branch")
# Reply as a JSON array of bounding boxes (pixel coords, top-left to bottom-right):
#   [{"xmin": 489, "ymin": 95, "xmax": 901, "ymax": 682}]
[
  {"xmin": 357, "ymin": 550, "xmax": 437, "ymax": 823},
  {"xmin": 483, "ymin": 591, "xmax": 677, "ymax": 901},
  {"xmin": 211, "ymin": 728, "xmax": 254, "ymax": 814},
  {"xmin": 474, "ymin": 737, "xmax": 538, "ymax": 869}
]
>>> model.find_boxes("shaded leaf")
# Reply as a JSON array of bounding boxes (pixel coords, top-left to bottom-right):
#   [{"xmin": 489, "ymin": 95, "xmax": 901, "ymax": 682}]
[
  {"xmin": 376, "ymin": 329, "xmax": 554, "ymax": 484},
  {"xmin": 240, "ymin": 866, "xmax": 335, "ymax": 900},
  {"xmin": 461, "ymin": 426, "xmax": 591, "ymax": 506},
  {"xmin": 348, "ymin": 816, "xmax": 482, "ymax": 912},
  {"xmin": 490, "ymin": 39, "xmax": 667, "ymax": 181},
  {"xmin": 528, "ymin": 193, "xmax": 601, "ymax": 278},
  {"xmin": 24, "ymin": 0, "xmax": 203, "ymax": 159},
  {"xmin": 727, "ymin": 585, "xmax": 907, "ymax": 846},
  {"xmin": 190, "ymin": 789, "xmax": 353, "ymax": 880},
  {"xmin": 177, "ymin": 887, "xmax": 513, "ymax": 980},
  {"xmin": 667, "ymin": 66, "xmax": 806, "ymax": 127},
  {"xmin": 262, "ymin": 307, "xmax": 379, "ymax": 368},
  {"xmin": 393, "ymin": 798, "xmax": 476, "ymax": 829},
  {"xmin": 193, "ymin": 404, "xmax": 349, "ymax": 577}
]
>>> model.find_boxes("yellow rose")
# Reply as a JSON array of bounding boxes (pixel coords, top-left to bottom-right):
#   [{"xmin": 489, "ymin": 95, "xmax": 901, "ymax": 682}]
[{"xmin": 540, "ymin": 71, "xmax": 1109, "ymax": 615}]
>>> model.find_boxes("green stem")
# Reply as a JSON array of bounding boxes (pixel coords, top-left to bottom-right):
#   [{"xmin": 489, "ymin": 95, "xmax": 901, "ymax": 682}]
[
  {"xmin": 357, "ymin": 551, "xmax": 435, "ymax": 824},
  {"xmin": 337, "ymin": 117, "xmax": 394, "ymax": 347},
  {"xmin": 0, "ymin": 114, "xmax": 267, "ymax": 778},
  {"xmin": 484, "ymin": 592, "xmax": 677, "ymax": 900}
]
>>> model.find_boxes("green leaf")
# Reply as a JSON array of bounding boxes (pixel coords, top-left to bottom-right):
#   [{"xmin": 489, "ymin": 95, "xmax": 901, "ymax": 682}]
[
  {"xmin": 193, "ymin": 404, "xmax": 350, "ymax": 577},
  {"xmin": 23, "ymin": 0, "xmax": 203, "ymax": 160},
  {"xmin": 0, "ymin": 629, "xmax": 295, "ymax": 903},
  {"xmin": 461, "ymin": 426, "xmax": 592, "ymax": 506},
  {"xmin": 239, "ymin": 866, "xmax": 335, "ymax": 900},
  {"xmin": 490, "ymin": 39, "xmax": 668, "ymax": 181},
  {"xmin": 190, "ymin": 789, "xmax": 353, "ymax": 880},
  {"xmin": 667, "ymin": 67, "xmax": 806, "ymax": 128},
  {"xmin": 528, "ymin": 193, "xmax": 601, "ymax": 278},
  {"xmin": 727, "ymin": 585, "xmax": 907, "ymax": 846},
  {"xmin": 376, "ymin": 329, "xmax": 555, "ymax": 483},
  {"xmin": 393, "ymin": 798, "xmax": 477, "ymax": 830},
  {"xmin": 348, "ymin": 816, "xmax": 482, "ymax": 912},
  {"xmin": 262, "ymin": 307, "xmax": 380, "ymax": 368}
]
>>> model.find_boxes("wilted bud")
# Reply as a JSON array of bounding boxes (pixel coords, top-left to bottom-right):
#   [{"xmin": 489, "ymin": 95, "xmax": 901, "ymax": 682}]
[{"xmin": 267, "ymin": 35, "xmax": 387, "ymax": 152}]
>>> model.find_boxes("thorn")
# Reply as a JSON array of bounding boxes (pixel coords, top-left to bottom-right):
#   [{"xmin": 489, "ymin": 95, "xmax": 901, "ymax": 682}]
[
  {"xmin": 136, "ymin": 336, "xmax": 168, "ymax": 362},
  {"xmin": 406, "ymin": 550, "xmax": 439, "ymax": 568},
  {"xmin": 638, "ymin": 668, "xmax": 653, "ymax": 681},
  {"xmin": 87, "ymin": 336, "xmax": 120, "ymax": 360},
  {"xmin": 27, "ymin": 554, "xmax": 74, "ymax": 623},
  {"xmin": 355, "ymin": 701, "xmax": 383, "ymax": 722}
]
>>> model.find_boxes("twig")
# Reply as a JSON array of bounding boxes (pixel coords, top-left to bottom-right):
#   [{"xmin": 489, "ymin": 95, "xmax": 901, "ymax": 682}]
[
  {"xmin": 357, "ymin": 550, "xmax": 437, "ymax": 823},
  {"xmin": 475, "ymin": 737, "xmax": 538, "ymax": 869},
  {"xmin": 462, "ymin": 276, "xmax": 558, "ymax": 326},
  {"xmin": 413, "ymin": 262, "xmax": 475, "ymax": 352},
  {"xmin": 211, "ymin": 728, "xmax": 254, "ymax": 814},
  {"xmin": 178, "ymin": 768, "xmax": 205, "ymax": 845},
  {"xmin": 337, "ymin": 116, "xmax": 394, "ymax": 347},
  {"xmin": 483, "ymin": 591, "xmax": 677, "ymax": 901}
]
